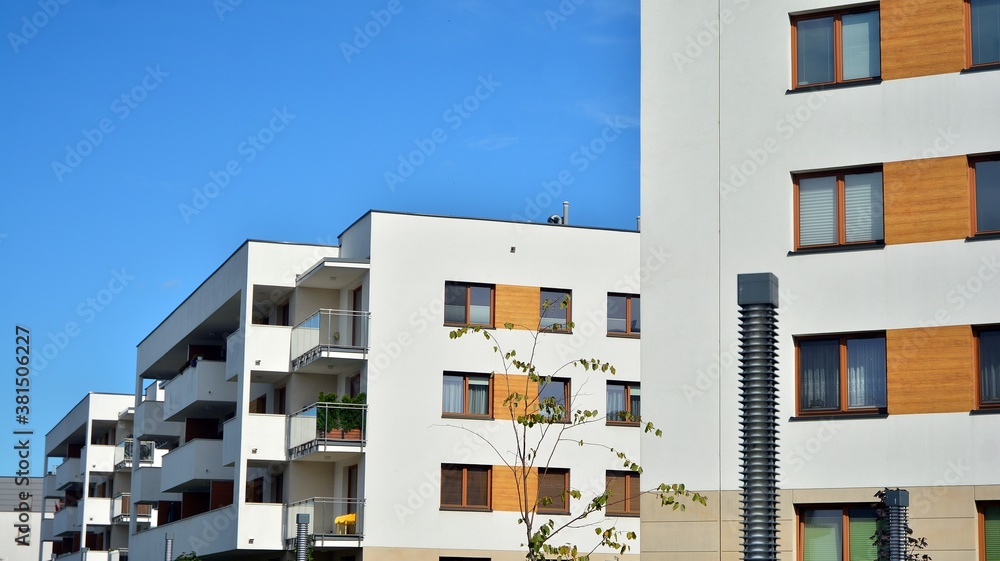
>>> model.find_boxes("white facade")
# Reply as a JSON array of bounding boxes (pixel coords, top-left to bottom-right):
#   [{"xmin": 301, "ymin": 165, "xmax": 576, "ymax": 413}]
[
  {"xmin": 129, "ymin": 212, "xmax": 644, "ymax": 561},
  {"xmin": 0, "ymin": 477, "xmax": 53, "ymax": 561},
  {"xmin": 640, "ymin": 2, "xmax": 1000, "ymax": 560}
]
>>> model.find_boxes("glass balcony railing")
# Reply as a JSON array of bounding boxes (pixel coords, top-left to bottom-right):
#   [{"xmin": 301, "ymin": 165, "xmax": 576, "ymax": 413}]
[
  {"xmin": 290, "ymin": 309, "xmax": 369, "ymax": 366},
  {"xmin": 114, "ymin": 438, "xmax": 155, "ymax": 470},
  {"xmin": 285, "ymin": 498, "xmax": 363, "ymax": 540},
  {"xmin": 288, "ymin": 402, "xmax": 367, "ymax": 454},
  {"xmin": 112, "ymin": 493, "xmax": 151, "ymax": 523}
]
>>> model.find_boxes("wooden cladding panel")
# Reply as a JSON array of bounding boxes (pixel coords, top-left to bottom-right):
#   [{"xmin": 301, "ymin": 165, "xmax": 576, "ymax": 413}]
[
  {"xmin": 881, "ymin": 0, "xmax": 966, "ymax": 80},
  {"xmin": 492, "ymin": 466, "xmax": 537, "ymax": 512},
  {"xmin": 492, "ymin": 373, "xmax": 538, "ymax": 420},
  {"xmin": 884, "ymin": 156, "xmax": 970, "ymax": 244},
  {"xmin": 495, "ymin": 284, "xmax": 540, "ymax": 330},
  {"xmin": 886, "ymin": 325, "xmax": 974, "ymax": 414}
]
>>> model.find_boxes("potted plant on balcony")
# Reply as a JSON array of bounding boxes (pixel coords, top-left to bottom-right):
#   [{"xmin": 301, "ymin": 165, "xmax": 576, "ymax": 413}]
[
  {"xmin": 339, "ymin": 393, "xmax": 366, "ymax": 441},
  {"xmin": 315, "ymin": 392, "xmax": 341, "ymax": 440}
]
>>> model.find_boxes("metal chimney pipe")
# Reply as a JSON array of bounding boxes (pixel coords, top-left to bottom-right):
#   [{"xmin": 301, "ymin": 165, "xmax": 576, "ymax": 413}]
[
  {"xmin": 562, "ymin": 201, "xmax": 569, "ymax": 225},
  {"xmin": 636, "ymin": 216, "xmax": 641, "ymax": 232},
  {"xmin": 885, "ymin": 489, "xmax": 909, "ymax": 561},
  {"xmin": 164, "ymin": 535, "xmax": 173, "ymax": 561},
  {"xmin": 737, "ymin": 273, "xmax": 780, "ymax": 561},
  {"xmin": 296, "ymin": 513, "xmax": 310, "ymax": 561}
]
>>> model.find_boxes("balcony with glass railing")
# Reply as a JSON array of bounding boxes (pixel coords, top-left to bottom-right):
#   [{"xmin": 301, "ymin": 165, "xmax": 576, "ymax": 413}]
[
  {"xmin": 290, "ymin": 309, "xmax": 369, "ymax": 373},
  {"xmin": 112, "ymin": 493, "xmax": 151, "ymax": 524},
  {"xmin": 114, "ymin": 438, "xmax": 155, "ymax": 470},
  {"xmin": 285, "ymin": 498, "xmax": 364, "ymax": 546},
  {"xmin": 287, "ymin": 402, "xmax": 367, "ymax": 460}
]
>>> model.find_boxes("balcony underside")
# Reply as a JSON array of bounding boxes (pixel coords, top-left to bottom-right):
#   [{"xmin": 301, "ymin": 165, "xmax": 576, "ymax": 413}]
[{"xmin": 292, "ymin": 349, "xmax": 366, "ymax": 374}]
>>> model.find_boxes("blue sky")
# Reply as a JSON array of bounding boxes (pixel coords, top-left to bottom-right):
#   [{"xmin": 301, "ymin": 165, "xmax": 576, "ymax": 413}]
[{"xmin": 0, "ymin": 0, "xmax": 640, "ymax": 475}]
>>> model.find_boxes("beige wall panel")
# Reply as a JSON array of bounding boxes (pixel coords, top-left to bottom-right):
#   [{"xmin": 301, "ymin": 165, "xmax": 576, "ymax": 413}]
[
  {"xmin": 884, "ymin": 156, "xmax": 970, "ymax": 244},
  {"xmin": 886, "ymin": 326, "xmax": 974, "ymax": 414},
  {"xmin": 495, "ymin": 284, "xmax": 540, "ymax": 330},
  {"xmin": 909, "ymin": 485, "xmax": 977, "ymax": 518},
  {"xmin": 641, "ymin": 490, "xmax": 721, "ymax": 522},
  {"xmin": 974, "ymin": 484, "xmax": 1000, "ymax": 500},
  {"xmin": 881, "ymin": 0, "xmax": 966, "ymax": 80}
]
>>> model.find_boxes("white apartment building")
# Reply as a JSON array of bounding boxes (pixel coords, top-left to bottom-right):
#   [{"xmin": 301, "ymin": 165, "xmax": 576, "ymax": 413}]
[
  {"xmin": 641, "ymin": 1, "xmax": 1000, "ymax": 560},
  {"xmin": 41, "ymin": 393, "xmax": 159, "ymax": 561},
  {"xmin": 1, "ymin": 477, "xmax": 53, "ymax": 561},
  {"xmin": 128, "ymin": 211, "xmax": 645, "ymax": 561}
]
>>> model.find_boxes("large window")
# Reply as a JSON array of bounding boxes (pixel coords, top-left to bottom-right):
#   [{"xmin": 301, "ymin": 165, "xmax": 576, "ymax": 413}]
[
  {"xmin": 979, "ymin": 328, "xmax": 1000, "ymax": 407},
  {"xmin": 443, "ymin": 373, "xmax": 491, "ymax": 418},
  {"xmin": 606, "ymin": 382, "xmax": 640, "ymax": 425},
  {"xmin": 795, "ymin": 168, "xmax": 884, "ymax": 249},
  {"xmin": 793, "ymin": 8, "xmax": 880, "ymax": 87},
  {"xmin": 540, "ymin": 288, "xmax": 572, "ymax": 332},
  {"xmin": 538, "ymin": 378, "xmax": 570, "ymax": 422},
  {"xmin": 537, "ymin": 468, "xmax": 569, "ymax": 514},
  {"xmin": 969, "ymin": 0, "xmax": 1000, "ymax": 66},
  {"xmin": 608, "ymin": 294, "xmax": 640, "ymax": 336},
  {"xmin": 799, "ymin": 506, "xmax": 878, "ymax": 561},
  {"xmin": 982, "ymin": 502, "xmax": 1000, "ymax": 561},
  {"xmin": 444, "ymin": 282, "xmax": 494, "ymax": 327},
  {"xmin": 973, "ymin": 156, "xmax": 1000, "ymax": 235},
  {"xmin": 440, "ymin": 464, "xmax": 491, "ymax": 510},
  {"xmin": 798, "ymin": 334, "xmax": 887, "ymax": 414},
  {"xmin": 606, "ymin": 471, "xmax": 640, "ymax": 516}
]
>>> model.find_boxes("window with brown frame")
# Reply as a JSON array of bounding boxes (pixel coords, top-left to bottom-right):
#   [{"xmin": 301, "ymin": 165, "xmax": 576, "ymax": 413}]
[
  {"xmin": 540, "ymin": 288, "xmax": 572, "ymax": 332},
  {"xmin": 798, "ymin": 505, "xmax": 878, "ymax": 561},
  {"xmin": 536, "ymin": 468, "xmax": 570, "ymax": 514},
  {"xmin": 973, "ymin": 155, "xmax": 1000, "ymax": 235},
  {"xmin": 977, "ymin": 327, "xmax": 1000, "ymax": 408},
  {"xmin": 442, "ymin": 372, "xmax": 491, "ymax": 418},
  {"xmin": 444, "ymin": 281, "xmax": 494, "ymax": 327},
  {"xmin": 968, "ymin": 0, "xmax": 1000, "ymax": 67},
  {"xmin": 606, "ymin": 382, "xmax": 641, "ymax": 425},
  {"xmin": 797, "ymin": 333, "xmax": 887, "ymax": 415},
  {"xmin": 440, "ymin": 464, "xmax": 491, "ymax": 510},
  {"xmin": 607, "ymin": 293, "xmax": 640, "ymax": 337},
  {"xmin": 795, "ymin": 167, "xmax": 884, "ymax": 249},
  {"xmin": 538, "ymin": 377, "xmax": 570, "ymax": 422},
  {"xmin": 606, "ymin": 471, "xmax": 640, "ymax": 516},
  {"xmin": 980, "ymin": 501, "xmax": 1000, "ymax": 561},
  {"xmin": 792, "ymin": 7, "xmax": 880, "ymax": 88}
]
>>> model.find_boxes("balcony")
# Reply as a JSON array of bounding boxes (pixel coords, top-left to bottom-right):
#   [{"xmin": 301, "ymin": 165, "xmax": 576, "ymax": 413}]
[
  {"xmin": 83, "ymin": 445, "xmax": 116, "ymax": 474},
  {"xmin": 227, "ymin": 326, "xmax": 293, "ymax": 381},
  {"xmin": 160, "ymin": 439, "xmax": 233, "ymax": 493},
  {"xmin": 288, "ymin": 402, "xmax": 366, "ymax": 461},
  {"xmin": 223, "ymin": 414, "xmax": 287, "ymax": 466},
  {"xmin": 290, "ymin": 309, "xmax": 369, "ymax": 374},
  {"xmin": 83, "ymin": 497, "xmax": 112, "ymax": 526},
  {"xmin": 134, "ymin": 399, "xmax": 182, "ymax": 441},
  {"xmin": 130, "ymin": 505, "xmax": 237, "ymax": 558},
  {"xmin": 286, "ymin": 498, "xmax": 364, "ymax": 546},
  {"xmin": 132, "ymin": 466, "xmax": 181, "ymax": 504},
  {"xmin": 112, "ymin": 493, "xmax": 151, "ymax": 524},
  {"xmin": 41, "ymin": 515, "xmax": 54, "ymax": 541},
  {"xmin": 52, "ymin": 504, "xmax": 80, "ymax": 536},
  {"xmin": 114, "ymin": 438, "xmax": 155, "ymax": 470},
  {"xmin": 44, "ymin": 472, "xmax": 60, "ymax": 498},
  {"xmin": 240, "ymin": 503, "xmax": 285, "ymax": 550},
  {"xmin": 162, "ymin": 360, "xmax": 232, "ymax": 422},
  {"xmin": 55, "ymin": 458, "xmax": 82, "ymax": 490}
]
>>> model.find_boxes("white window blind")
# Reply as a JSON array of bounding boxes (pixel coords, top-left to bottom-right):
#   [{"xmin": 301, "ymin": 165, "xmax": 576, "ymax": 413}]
[{"xmin": 799, "ymin": 176, "xmax": 837, "ymax": 246}]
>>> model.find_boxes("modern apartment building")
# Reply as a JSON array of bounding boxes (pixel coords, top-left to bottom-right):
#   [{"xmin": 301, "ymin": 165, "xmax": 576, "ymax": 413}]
[
  {"xmin": 1, "ymin": 476, "xmax": 53, "ymax": 561},
  {"xmin": 40, "ymin": 393, "xmax": 158, "ymax": 561},
  {"xmin": 128, "ymin": 211, "xmax": 644, "ymax": 561},
  {"xmin": 640, "ymin": 1, "xmax": 1000, "ymax": 560}
]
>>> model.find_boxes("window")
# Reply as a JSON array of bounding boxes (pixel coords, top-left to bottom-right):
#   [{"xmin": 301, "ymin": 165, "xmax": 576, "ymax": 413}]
[
  {"xmin": 793, "ymin": 7, "xmax": 880, "ymax": 88},
  {"xmin": 969, "ymin": 0, "xmax": 1000, "ymax": 66},
  {"xmin": 444, "ymin": 282, "xmax": 494, "ymax": 327},
  {"xmin": 797, "ymin": 334, "xmax": 887, "ymax": 414},
  {"xmin": 799, "ymin": 506, "xmax": 877, "ymax": 561},
  {"xmin": 540, "ymin": 288, "xmax": 571, "ymax": 332},
  {"xmin": 973, "ymin": 156, "xmax": 1000, "ymax": 235},
  {"xmin": 606, "ymin": 382, "xmax": 641, "ymax": 425},
  {"xmin": 538, "ymin": 377, "xmax": 570, "ymax": 422},
  {"xmin": 978, "ymin": 328, "xmax": 1000, "ymax": 407},
  {"xmin": 795, "ymin": 168, "xmax": 883, "ymax": 249},
  {"xmin": 537, "ymin": 468, "xmax": 569, "ymax": 514},
  {"xmin": 443, "ymin": 373, "xmax": 491, "ymax": 418},
  {"xmin": 607, "ymin": 294, "xmax": 640, "ymax": 336},
  {"xmin": 440, "ymin": 464, "xmax": 491, "ymax": 510},
  {"xmin": 981, "ymin": 502, "xmax": 1000, "ymax": 561},
  {"xmin": 606, "ymin": 471, "xmax": 640, "ymax": 516}
]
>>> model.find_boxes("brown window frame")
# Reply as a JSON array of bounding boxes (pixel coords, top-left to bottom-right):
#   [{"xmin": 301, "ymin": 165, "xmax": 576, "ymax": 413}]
[
  {"xmin": 791, "ymin": 6, "xmax": 881, "ymax": 89},
  {"xmin": 605, "ymin": 471, "xmax": 640, "ymax": 516},
  {"xmin": 607, "ymin": 293, "xmax": 640, "ymax": 338},
  {"xmin": 442, "ymin": 372, "xmax": 493, "ymax": 419},
  {"xmin": 796, "ymin": 504, "xmax": 879, "ymax": 560},
  {"xmin": 444, "ymin": 281, "xmax": 495, "ymax": 328},
  {"xmin": 979, "ymin": 501, "xmax": 1000, "ymax": 561},
  {"xmin": 539, "ymin": 288, "xmax": 572, "ymax": 333},
  {"xmin": 966, "ymin": 0, "xmax": 1000, "ymax": 69},
  {"xmin": 795, "ymin": 332, "xmax": 887, "ymax": 416},
  {"xmin": 793, "ymin": 166, "xmax": 884, "ymax": 250},
  {"xmin": 971, "ymin": 155, "xmax": 1000, "ymax": 236},
  {"xmin": 976, "ymin": 326, "xmax": 1000, "ymax": 410},
  {"xmin": 440, "ymin": 464, "xmax": 492, "ymax": 511},
  {"xmin": 606, "ymin": 382, "xmax": 641, "ymax": 426},
  {"xmin": 538, "ymin": 377, "xmax": 571, "ymax": 423},
  {"xmin": 536, "ymin": 468, "xmax": 570, "ymax": 515}
]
